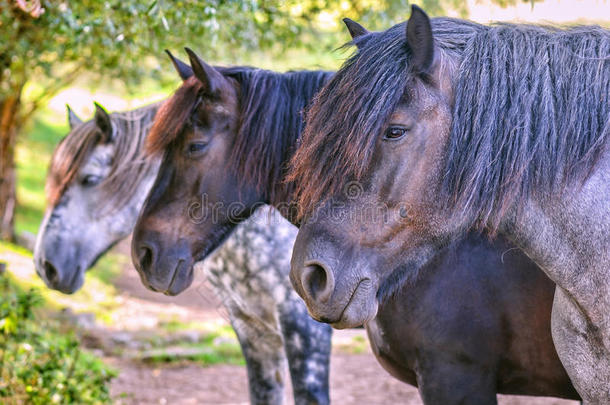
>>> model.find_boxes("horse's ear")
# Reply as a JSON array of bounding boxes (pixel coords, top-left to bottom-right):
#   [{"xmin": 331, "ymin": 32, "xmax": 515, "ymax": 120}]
[
  {"xmin": 165, "ymin": 49, "xmax": 193, "ymax": 81},
  {"xmin": 342, "ymin": 18, "xmax": 369, "ymax": 40},
  {"xmin": 93, "ymin": 102, "xmax": 113, "ymax": 142},
  {"xmin": 66, "ymin": 105, "xmax": 82, "ymax": 129},
  {"xmin": 184, "ymin": 47, "xmax": 225, "ymax": 96},
  {"xmin": 406, "ymin": 5, "xmax": 434, "ymax": 74}
]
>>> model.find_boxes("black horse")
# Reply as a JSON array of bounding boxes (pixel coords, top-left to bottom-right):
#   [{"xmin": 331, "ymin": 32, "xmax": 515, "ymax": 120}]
[
  {"xmin": 367, "ymin": 234, "xmax": 578, "ymax": 403},
  {"xmin": 131, "ymin": 49, "xmax": 580, "ymax": 403}
]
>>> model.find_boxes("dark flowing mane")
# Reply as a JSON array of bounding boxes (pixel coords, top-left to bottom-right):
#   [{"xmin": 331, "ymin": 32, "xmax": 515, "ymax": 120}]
[
  {"xmin": 148, "ymin": 67, "xmax": 332, "ymax": 205},
  {"xmin": 290, "ymin": 17, "xmax": 609, "ymax": 229},
  {"xmin": 226, "ymin": 67, "xmax": 332, "ymax": 203},
  {"xmin": 47, "ymin": 103, "xmax": 161, "ymax": 211}
]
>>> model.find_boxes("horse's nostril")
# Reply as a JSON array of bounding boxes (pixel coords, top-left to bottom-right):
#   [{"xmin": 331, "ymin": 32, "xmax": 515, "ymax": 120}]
[
  {"xmin": 301, "ymin": 263, "xmax": 335, "ymax": 303},
  {"xmin": 305, "ymin": 264, "xmax": 327, "ymax": 292},
  {"xmin": 44, "ymin": 261, "xmax": 59, "ymax": 284},
  {"xmin": 139, "ymin": 245, "xmax": 154, "ymax": 271}
]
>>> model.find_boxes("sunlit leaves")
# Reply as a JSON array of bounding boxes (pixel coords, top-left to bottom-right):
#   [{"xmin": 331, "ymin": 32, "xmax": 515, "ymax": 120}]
[{"xmin": 0, "ymin": 0, "xmax": 539, "ymax": 100}]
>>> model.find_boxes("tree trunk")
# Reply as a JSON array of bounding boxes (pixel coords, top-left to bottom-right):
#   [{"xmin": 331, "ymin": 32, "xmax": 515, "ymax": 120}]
[{"xmin": 0, "ymin": 90, "xmax": 22, "ymax": 241}]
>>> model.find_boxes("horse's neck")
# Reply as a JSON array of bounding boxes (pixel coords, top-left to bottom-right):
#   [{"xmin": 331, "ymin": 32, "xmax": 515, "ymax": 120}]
[
  {"xmin": 268, "ymin": 144, "xmax": 300, "ymax": 225},
  {"xmin": 502, "ymin": 150, "xmax": 610, "ymax": 318}
]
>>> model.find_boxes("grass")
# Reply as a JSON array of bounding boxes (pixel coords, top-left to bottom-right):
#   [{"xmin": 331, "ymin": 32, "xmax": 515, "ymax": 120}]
[
  {"xmin": 0, "ymin": 240, "xmax": 32, "ymax": 257},
  {"xmin": 140, "ymin": 325, "xmax": 245, "ymax": 367},
  {"xmin": 90, "ymin": 253, "xmax": 127, "ymax": 286},
  {"xmin": 1, "ymin": 234, "xmax": 244, "ymax": 367},
  {"xmin": 333, "ymin": 334, "xmax": 370, "ymax": 355},
  {"xmin": 141, "ymin": 342, "xmax": 245, "ymax": 367},
  {"xmin": 157, "ymin": 318, "xmax": 226, "ymax": 334},
  {"xmin": 129, "ymin": 322, "xmax": 245, "ymax": 366}
]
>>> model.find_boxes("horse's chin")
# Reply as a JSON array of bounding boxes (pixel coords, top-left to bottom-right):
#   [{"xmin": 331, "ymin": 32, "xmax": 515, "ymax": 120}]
[
  {"xmin": 163, "ymin": 280, "xmax": 191, "ymax": 296},
  {"xmin": 56, "ymin": 270, "xmax": 85, "ymax": 295},
  {"xmin": 163, "ymin": 264, "xmax": 195, "ymax": 296},
  {"xmin": 329, "ymin": 281, "xmax": 379, "ymax": 329},
  {"xmin": 330, "ymin": 306, "xmax": 378, "ymax": 329}
]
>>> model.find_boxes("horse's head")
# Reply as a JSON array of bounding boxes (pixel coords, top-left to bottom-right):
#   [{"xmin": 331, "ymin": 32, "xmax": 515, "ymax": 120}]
[
  {"xmin": 131, "ymin": 49, "xmax": 255, "ymax": 296},
  {"xmin": 289, "ymin": 6, "xmax": 459, "ymax": 328},
  {"xmin": 132, "ymin": 50, "xmax": 330, "ymax": 296},
  {"xmin": 34, "ymin": 102, "xmax": 159, "ymax": 293}
]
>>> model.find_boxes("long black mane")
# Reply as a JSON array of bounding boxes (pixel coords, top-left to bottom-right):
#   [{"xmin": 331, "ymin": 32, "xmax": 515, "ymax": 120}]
[
  {"xmin": 222, "ymin": 67, "xmax": 332, "ymax": 203},
  {"xmin": 291, "ymin": 17, "xmax": 609, "ymax": 229},
  {"xmin": 148, "ymin": 67, "xmax": 332, "ymax": 205}
]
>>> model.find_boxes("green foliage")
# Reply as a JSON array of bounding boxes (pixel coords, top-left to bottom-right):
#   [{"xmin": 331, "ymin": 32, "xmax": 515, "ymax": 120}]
[
  {"xmin": 0, "ymin": 272, "xmax": 116, "ymax": 404},
  {"xmin": 3, "ymin": 0, "xmax": 537, "ymax": 99},
  {"xmin": 3, "ymin": 0, "xmax": 387, "ymax": 99}
]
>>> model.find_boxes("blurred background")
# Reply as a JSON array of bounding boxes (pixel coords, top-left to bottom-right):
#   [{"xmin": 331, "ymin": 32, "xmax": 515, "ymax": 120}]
[{"xmin": 0, "ymin": 0, "xmax": 608, "ymax": 403}]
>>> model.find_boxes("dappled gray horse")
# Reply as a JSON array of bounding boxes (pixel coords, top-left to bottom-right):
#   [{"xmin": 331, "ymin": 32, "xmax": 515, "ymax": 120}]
[
  {"xmin": 199, "ymin": 207, "xmax": 331, "ymax": 403},
  {"xmin": 34, "ymin": 104, "xmax": 331, "ymax": 405}
]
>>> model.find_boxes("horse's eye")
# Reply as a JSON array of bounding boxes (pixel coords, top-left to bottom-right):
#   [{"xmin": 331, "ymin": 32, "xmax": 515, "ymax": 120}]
[
  {"xmin": 188, "ymin": 142, "xmax": 208, "ymax": 156},
  {"xmin": 384, "ymin": 126, "xmax": 409, "ymax": 140},
  {"xmin": 81, "ymin": 175, "xmax": 102, "ymax": 187}
]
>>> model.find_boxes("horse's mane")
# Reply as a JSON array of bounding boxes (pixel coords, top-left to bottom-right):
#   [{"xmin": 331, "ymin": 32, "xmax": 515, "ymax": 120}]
[
  {"xmin": 290, "ymin": 17, "xmax": 610, "ymax": 230},
  {"xmin": 147, "ymin": 67, "xmax": 332, "ymax": 204},
  {"xmin": 445, "ymin": 22, "xmax": 609, "ymax": 229},
  {"xmin": 46, "ymin": 102, "xmax": 161, "ymax": 211}
]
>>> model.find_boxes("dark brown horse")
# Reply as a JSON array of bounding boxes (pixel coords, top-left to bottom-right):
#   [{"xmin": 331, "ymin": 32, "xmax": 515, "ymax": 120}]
[
  {"xmin": 131, "ymin": 48, "xmax": 580, "ymax": 403},
  {"xmin": 289, "ymin": 6, "xmax": 609, "ymax": 402},
  {"xmin": 132, "ymin": 50, "xmax": 330, "ymax": 293}
]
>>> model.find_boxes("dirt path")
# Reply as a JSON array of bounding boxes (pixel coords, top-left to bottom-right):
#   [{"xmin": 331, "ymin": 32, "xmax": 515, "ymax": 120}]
[
  {"xmin": 109, "ymin": 353, "xmax": 417, "ymax": 405},
  {"xmin": 109, "ymin": 353, "xmax": 578, "ymax": 405}
]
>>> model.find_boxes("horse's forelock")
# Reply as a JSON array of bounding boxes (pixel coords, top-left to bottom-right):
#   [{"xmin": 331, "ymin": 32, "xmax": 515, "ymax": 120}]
[
  {"xmin": 146, "ymin": 77, "xmax": 203, "ymax": 156},
  {"xmin": 46, "ymin": 120, "xmax": 102, "ymax": 205},
  {"xmin": 146, "ymin": 67, "xmax": 331, "ymax": 206},
  {"xmin": 289, "ymin": 22, "xmax": 420, "ymax": 218},
  {"xmin": 100, "ymin": 104, "xmax": 161, "ymax": 212}
]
